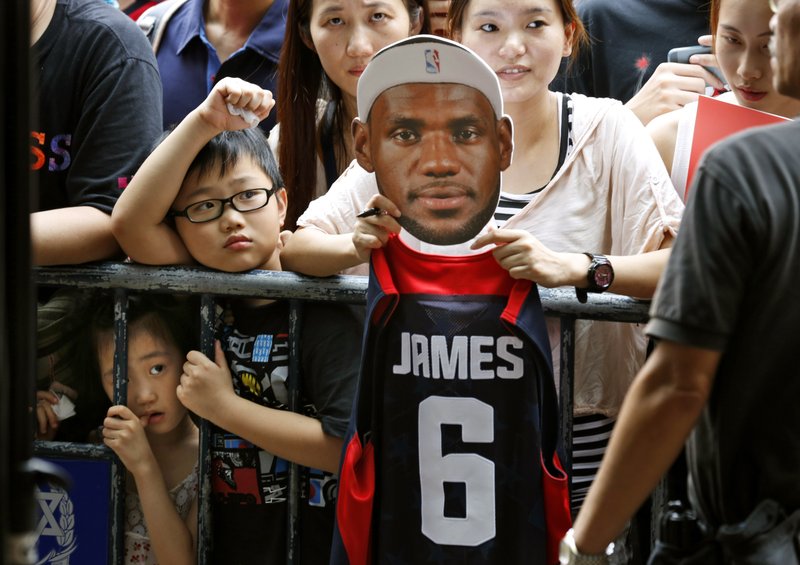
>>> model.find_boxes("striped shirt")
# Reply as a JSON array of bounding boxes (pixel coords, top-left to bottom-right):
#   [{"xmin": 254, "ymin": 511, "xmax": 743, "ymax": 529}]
[{"xmin": 495, "ymin": 92, "xmax": 575, "ymax": 225}]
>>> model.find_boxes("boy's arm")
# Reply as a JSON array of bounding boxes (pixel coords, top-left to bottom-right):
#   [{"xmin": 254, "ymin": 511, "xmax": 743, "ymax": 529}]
[
  {"xmin": 112, "ymin": 78, "xmax": 274, "ymax": 265},
  {"xmin": 209, "ymin": 395, "xmax": 344, "ymax": 473},
  {"xmin": 178, "ymin": 341, "xmax": 344, "ymax": 473}
]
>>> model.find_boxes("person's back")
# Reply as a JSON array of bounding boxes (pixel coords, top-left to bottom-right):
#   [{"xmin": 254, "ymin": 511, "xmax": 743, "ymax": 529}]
[
  {"xmin": 562, "ymin": 1, "xmax": 800, "ymax": 558},
  {"xmin": 559, "ymin": 120, "xmax": 800, "ymax": 563},
  {"xmin": 649, "ymin": 120, "xmax": 800, "ymax": 527},
  {"xmin": 32, "ymin": 0, "xmax": 162, "ymax": 265}
]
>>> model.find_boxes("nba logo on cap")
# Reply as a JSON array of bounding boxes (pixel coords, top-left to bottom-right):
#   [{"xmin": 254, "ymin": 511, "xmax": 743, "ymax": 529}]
[{"xmin": 425, "ymin": 49, "xmax": 440, "ymax": 73}]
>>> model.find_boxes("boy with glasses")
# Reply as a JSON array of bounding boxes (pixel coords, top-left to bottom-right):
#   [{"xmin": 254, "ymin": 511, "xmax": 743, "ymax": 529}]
[{"xmin": 112, "ymin": 77, "xmax": 362, "ymax": 565}]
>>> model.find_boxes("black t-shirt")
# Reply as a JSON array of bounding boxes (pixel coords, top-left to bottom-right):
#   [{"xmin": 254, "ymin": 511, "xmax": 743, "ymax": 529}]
[
  {"xmin": 211, "ymin": 299, "xmax": 362, "ymax": 565},
  {"xmin": 647, "ymin": 121, "xmax": 800, "ymax": 526},
  {"xmin": 31, "ymin": 0, "xmax": 163, "ymax": 214},
  {"xmin": 555, "ymin": 0, "xmax": 709, "ymax": 102}
]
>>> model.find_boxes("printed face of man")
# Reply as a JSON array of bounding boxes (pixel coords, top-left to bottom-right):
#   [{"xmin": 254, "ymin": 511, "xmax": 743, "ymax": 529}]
[{"xmin": 354, "ymin": 82, "xmax": 512, "ymax": 245}]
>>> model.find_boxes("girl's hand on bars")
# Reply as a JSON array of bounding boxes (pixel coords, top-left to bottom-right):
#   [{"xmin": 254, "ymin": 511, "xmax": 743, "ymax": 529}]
[{"xmin": 102, "ymin": 404, "xmax": 157, "ymax": 477}]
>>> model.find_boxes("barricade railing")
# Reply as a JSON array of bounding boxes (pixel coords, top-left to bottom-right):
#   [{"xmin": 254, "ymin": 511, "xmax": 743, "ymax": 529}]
[{"xmin": 32, "ymin": 262, "xmax": 651, "ymax": 564}]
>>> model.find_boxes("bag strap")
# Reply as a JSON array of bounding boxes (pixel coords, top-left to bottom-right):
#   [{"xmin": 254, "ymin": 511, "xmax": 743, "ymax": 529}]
[{"xmin": 137, "ymin": 0, "xmax": 191, "ymax": 53}]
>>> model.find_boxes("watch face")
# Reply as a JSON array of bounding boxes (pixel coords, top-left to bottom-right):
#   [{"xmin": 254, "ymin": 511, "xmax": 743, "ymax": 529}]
[{"xmin": 594, "ymin": 264, "xmax": 614, "ymax": 289}]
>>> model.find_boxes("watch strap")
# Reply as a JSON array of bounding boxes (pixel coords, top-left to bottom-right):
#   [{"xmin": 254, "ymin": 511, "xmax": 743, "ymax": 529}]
[
  {"xmin": 575, "ymin": 253, "xmax": 614, "ymax": 302},
  {"xmin": 559, "ymin": 528, "xmax": 613, "ymax": 564},
  {"xmin": 586, "ymin": 253, "xmax": 613, "ymax": 293}
]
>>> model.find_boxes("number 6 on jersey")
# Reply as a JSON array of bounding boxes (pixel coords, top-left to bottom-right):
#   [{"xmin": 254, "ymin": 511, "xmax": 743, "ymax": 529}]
[{"xmin": 418, "ymin": 396, "xmax": 496, "ymax": 546}]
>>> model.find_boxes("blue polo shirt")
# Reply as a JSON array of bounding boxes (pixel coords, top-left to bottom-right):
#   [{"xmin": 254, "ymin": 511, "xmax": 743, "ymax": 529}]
[{"xmin": 156, "ymin": 0, "xmax": 287, "ymax": 133}]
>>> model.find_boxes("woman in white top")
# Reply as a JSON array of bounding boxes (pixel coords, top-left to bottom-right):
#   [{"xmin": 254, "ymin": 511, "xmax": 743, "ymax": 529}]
[
  {"xmin": 648, "ymin": 0, "xmax": 800, "ymax": 200},
  {"xmin": 282, "ymin": 0, "xmax": 684, "ymax": 519}
]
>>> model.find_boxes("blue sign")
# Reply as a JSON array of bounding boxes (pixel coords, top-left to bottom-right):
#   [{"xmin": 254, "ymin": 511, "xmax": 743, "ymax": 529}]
[{"xmin": 35, "ymin": 458, "xmax": 111, "ymax": 564}]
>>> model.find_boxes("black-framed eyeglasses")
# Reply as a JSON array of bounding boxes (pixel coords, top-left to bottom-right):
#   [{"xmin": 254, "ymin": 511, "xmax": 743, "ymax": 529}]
[{"xmin": 170, "ymin": 187, "xmax": 279, "ymax": 223}]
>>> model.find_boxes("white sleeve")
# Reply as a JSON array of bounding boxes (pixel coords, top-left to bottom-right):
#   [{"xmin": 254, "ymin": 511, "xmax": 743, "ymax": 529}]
[
  {"xmin": 606, "ymin": 105, "xmax": 684, "ymax": 255},
  {"xmin": 296, "ymin": 160, "xmax": 379, "ymax": 234}
]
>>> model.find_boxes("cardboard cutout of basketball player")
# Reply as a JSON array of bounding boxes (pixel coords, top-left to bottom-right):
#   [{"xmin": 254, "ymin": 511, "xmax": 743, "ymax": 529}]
[
  {"xmin": 332, "ymin": 38, "xmax": 571, "ymax": 565},
  {"xmin": 352, "ymin": 36, "xmax": 513, "ymax": 246}
]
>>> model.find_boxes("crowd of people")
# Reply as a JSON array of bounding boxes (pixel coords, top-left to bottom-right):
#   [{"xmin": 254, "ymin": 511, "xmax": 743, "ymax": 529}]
[{"xmin": 29, "ymin": 0, "xmax": 800, "ymax": 563}]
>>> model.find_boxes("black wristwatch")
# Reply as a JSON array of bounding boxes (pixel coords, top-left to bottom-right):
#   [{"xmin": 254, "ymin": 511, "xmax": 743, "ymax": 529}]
[
  {"xmin": 558, "ymin": 528, "xmax": 614, "ymax": 564},
  {"xmin": 575, "ymin": 253, "xmax": 614, "ymax": 304}
]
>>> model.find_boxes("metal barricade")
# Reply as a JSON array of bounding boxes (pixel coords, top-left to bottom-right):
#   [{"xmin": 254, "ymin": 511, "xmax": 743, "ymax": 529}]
[{"xmin": 32, "ymin": 262, "xmax": 650, "ymax": 564}]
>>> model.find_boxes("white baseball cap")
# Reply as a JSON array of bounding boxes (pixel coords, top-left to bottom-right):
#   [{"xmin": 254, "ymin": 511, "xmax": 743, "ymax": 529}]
[{"xmin": 357, "ymin": 35, "xmax": 504, "ymax": 121}]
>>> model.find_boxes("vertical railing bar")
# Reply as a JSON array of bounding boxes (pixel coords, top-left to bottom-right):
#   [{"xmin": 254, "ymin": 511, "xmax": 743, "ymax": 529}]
[
  {"xmin": 286, "ymin": 299, "xmax": 304, "ymax": 565},
  {"xmin": 559, "ymin": 316, "xmax": 576, "ymax": 508},
  {"xmin": 110, "ymin": 289, "xmax": 129, "ymax": 565},
  {"xmin": 197, "ymin": 294, "xmax": 215, "ymax": 565}
]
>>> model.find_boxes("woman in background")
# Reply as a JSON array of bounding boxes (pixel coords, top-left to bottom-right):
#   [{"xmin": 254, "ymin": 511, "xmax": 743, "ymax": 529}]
[
  {"xmin": 273, "ymin": 0, "xmax": 424, "ymax": 228},
  {"xmin": 647, "ymin": 0, "xmax": 800, "ymax": 198}
]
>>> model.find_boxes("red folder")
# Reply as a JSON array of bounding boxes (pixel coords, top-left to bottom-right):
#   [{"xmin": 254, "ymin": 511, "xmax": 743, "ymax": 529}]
[{"xmin": 686, "ymin": 95, "xmax": 791, "ymax": 200}]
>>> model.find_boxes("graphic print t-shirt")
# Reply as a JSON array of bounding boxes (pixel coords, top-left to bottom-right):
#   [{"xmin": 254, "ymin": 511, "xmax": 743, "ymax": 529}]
[{"xmin": 210, "ymin": 300, "xmax": 339, "ymax": 565}]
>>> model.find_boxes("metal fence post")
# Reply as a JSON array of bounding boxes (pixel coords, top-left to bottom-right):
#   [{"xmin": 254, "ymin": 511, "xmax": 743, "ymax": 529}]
[
  {"xmin": 286, "ymin": 300, "xmax": 304, "ymax": 565},
  {"xmin": 110, "ymin": 290, "xmax": 130, "ymax": 565},
  {"xmin": 197, "ymin": 294, "xmax": 216, "ymax": 564},
  {"xmin": 559, "ymin": 316, "xmax": 576, "ymax": 499}
]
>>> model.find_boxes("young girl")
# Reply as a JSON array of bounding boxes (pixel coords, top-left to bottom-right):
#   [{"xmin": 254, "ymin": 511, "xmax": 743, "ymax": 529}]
[
  {"xmin": 93, "ymin": 294, "xmax": 199, "ymax": 565},
  {"xmin": 272, "ymin": 0, "xmax": 424, "ymax": 229},
  {"xmin": 647, "ymin": 0, "xmax": 800, "ymax": 198}
]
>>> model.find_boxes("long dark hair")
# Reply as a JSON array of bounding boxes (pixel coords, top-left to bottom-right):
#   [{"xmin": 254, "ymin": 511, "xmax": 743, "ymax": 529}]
[
  {"xmin": 276, "ymin": 0, "xmax": 424, "ymax": 230},
  {"xmin": 89, "ymin": 294, "xmax": 199, "ymax": 373},
  {"xmin": 43, "ymin": 292, "xmax": 199, "ymax": 441}
]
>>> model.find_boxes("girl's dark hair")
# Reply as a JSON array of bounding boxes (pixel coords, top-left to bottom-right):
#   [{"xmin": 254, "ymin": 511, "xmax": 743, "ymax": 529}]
[
  {"xmin": 276, "ymin": 0, "xmax": 423, "ymax": 230},
  {"xmin": 186, "ymin": 128, "xmax": 284, "ymax": 190},
  {"xmin": 89, "ymin": 294, "xmax": 199, "ymax": 370},
  {"xmin": 52, "ymin": 293, "xmax": 199, "ymax": 441},
  {"xmin": 447, "ymin": 0, "xmax": 589, "ymax": 67}
]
